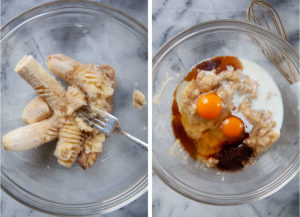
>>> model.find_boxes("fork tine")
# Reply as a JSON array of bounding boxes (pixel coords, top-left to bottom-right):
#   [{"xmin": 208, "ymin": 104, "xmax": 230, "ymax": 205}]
[
  {"xmin": 93, "ymin": 108, "xmax": 117, "ymax": 120},
  {"xmin": 90, "ymin": 116, "xmax": 106, "ymax": 127},
  {"xmin": 78, "ymin": 113, "xmax": 96, "ymax": 128},
  {"xmin": 78, "ymin": 112, "xmax": 108, "ymax": 133},
  {"xmin": 79, "ymin": 111, "xmax": 106, "ymax": 127},
  {"xmin": 96, "ymin": 114, "xmax": 109, "ymax": 122},
  {"xmin": 90, "ymin": 122, "xmax": 106, "ymax": 133},
  {"xmin": 80, "ymin": 106, "xmax": 104, "ymax": 121},
  {"xmin": 82, "ymin": 106, "xmax": 112, "ymax": 122},
  {"xmin": 78, "ymin": 107, "xmax": 119, "ymax": 136}
]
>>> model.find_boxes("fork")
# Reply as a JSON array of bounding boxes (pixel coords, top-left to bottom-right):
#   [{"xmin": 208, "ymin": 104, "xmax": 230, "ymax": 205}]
[{"xmin": 78, "ymin": 107, "xmax": 148, "ymax": 151}]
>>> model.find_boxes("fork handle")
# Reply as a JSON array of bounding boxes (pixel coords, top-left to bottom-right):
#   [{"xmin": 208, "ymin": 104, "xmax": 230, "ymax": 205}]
[{"xmin": 117, "ymin": 129, "xmax": 148, "ymax": 151}]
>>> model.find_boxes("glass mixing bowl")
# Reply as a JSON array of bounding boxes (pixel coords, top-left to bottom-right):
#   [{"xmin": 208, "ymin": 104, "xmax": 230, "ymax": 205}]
[
  {"xmin": 1, "ymin": 1, "xmax": 147, "ymax": 216},
  {"xmin": 153, "ymin": 20, "xmax": 299, "ymax": 205}
]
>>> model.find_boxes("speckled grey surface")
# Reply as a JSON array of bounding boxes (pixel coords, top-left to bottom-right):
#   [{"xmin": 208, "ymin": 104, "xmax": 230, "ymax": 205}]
[
  {"xmin": 1, "ymin": 0, "xmax": 148, "ymax": 217},
  {"xmin": 152, "ymin": 0, "xmax": 299, "ymax": 217}
]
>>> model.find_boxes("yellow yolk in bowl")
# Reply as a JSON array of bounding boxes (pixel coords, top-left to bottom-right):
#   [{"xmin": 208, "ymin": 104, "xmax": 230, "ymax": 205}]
[
  {"xmin": 196, "ymin": 93, "xmax": 222, "ymax": 120},
  {"xmin": 222, "ymin": 116, "xmax": 245, "ymax": 139}
]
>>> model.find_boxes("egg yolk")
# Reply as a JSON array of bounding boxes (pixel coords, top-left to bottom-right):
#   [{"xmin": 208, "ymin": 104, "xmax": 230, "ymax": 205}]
[
  {"xmin": 222, "ymin": 116, "xmax": 244, "ymax": 138},
  {"xmin": 196, "ymin": 93, "xmax": 222, "ymax": 120}
]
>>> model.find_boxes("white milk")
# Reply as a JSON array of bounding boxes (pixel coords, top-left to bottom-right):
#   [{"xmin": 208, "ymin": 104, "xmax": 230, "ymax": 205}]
[{"xmin": 232, "ymin": 58, "xmax": 283, "ymax": 133}]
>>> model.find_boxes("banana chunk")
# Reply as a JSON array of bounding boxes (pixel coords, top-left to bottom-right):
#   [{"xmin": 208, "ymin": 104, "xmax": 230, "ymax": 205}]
[
  {"xmin": 47, "ymin": 54, "xmax": 116, "ymax": 168},
  {"xmin": 15, "ymin": 55, "xmax": 67, "ymax": 114},
  {"xmin": 22, "ymin": 96, "xmax": 53, "ymax": 124},
  {"xmin": 47, "ymin": 54, "xmax": 115, "ymax": 100},
  {"xmin": 132, "ymin": 90, "xmax": 146, "ymax": 110},
  {"xmin": 65, "ymin": 85, "xmax": 87, "ymax": 115},
  {"xmin": 5, "ymin": 54, "xmax": 116, "ymax": 169},
  {"xmin": 54, "ymin": 116, "xmax": 84, "ymax": 167},
  {"xmin": 77, "ymin": 133, "xmax": 105, "ymax": 170},
  {"xmin": 75, "ymin": 116, "xmax": 94, "ymax": 133},
  {"xmin": 3, "ymin": 115, "xmax": 58, "ymax": 151}
]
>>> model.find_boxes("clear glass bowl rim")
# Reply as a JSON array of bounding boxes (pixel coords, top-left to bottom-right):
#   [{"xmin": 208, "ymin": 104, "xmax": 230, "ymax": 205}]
[
  {"xmin": 1, "ymin": 1, "xmax": 148, "ymax": 216},
  {"xmin": 152, "ymin": 19, "xmax": 299, "ymax": 205}
]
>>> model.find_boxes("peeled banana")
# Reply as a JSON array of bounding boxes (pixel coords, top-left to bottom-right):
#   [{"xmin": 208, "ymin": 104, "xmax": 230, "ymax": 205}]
[
  {"xmin": 54, "ymin": 116, "xmax": 84, "ymax": 167},
  {"xmin": 13, "ymin": 56, "xmax": 88, "ymax": 167},
  {"xmin": 15, "ymin": 55, "xmax": 67, "ymax": 115},
  {"xmin": 3, "ymin": 115, "xmax": 58, "ymax": 151},
  {"xmin": 47, "ymin": 54, "xmax": 116, "ymax": 168},
  {"xmin": 22, "ymin": 96, "xmax": 53, "ymax": 124},
  {"xmin": 65, "ymin": 85, "xmax": 87, "ymax": 115},
  {"xmin": 21, "ymin": 85, "xmax": 86, "ymax": 125},
  {"xmin": 47, "ymin": 54, "xmax": 115, "ymax": 100},
  {"xmin": 3, "ymin": 54, "xmax": 116, "ymax": 169}
]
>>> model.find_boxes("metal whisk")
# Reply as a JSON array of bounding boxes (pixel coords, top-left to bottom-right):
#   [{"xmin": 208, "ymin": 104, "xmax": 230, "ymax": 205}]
[{"xmin": 245, "ymin": 0, "xmax": 299, "ymax": 84}]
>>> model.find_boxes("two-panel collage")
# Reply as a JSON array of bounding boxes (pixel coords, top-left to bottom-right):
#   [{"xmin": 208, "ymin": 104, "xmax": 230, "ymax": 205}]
[{"xmin": 0, "ymin": 0, "xmax": 299, "ymax": 217}]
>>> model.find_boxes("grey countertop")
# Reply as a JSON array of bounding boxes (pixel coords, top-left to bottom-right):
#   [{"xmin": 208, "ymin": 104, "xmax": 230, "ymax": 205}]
[
  {"xmin": 1, "ymin": 0, "xmax": 147, "ymax": 217},
  {"xmin": 152, "ymin": 0, "xmax": 299, "ymax": 217}
]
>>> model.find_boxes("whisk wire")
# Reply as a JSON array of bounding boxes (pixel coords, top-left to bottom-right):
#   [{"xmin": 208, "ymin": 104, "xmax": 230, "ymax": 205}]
[{"xmin": 245, "ymin": 0, "xmax": 299, "ymax": 84}]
